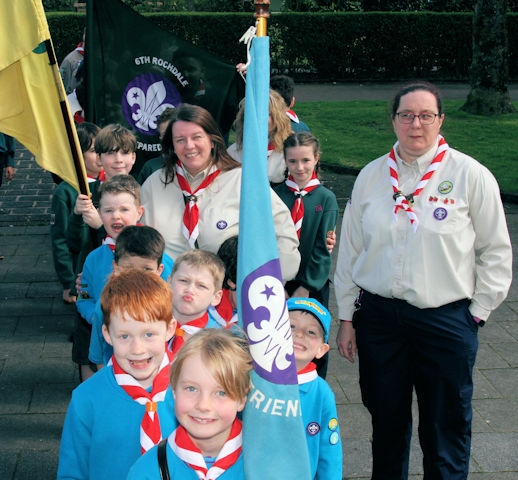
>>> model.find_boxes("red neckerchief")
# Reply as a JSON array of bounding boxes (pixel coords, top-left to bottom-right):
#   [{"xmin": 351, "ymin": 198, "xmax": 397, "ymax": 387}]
[
  {"xmin": 175, "ymin": 161, "xmax": 220, "ymax": 248},
  {"xmin": 102, "ymin": 223, "xmax": 142, "ymax": 251},
  {"xmin": 74, "ymin": 111, "xmax": 85, "ymax": 123},
  {"xmin": 170, "ymin": 312, "xmax": 209, "ymax": 356},
  {"xmin": 102, "ymin": 235, "xmax": 116, "ymax": 251},
  {"xmin": 111, "ymin": 349, "xmax": 174, "ymax": 453},
  {"xmin": 169, "ymin": 418, "xmax": 242, "ymax": 479},
  {"xmin": 388, "ymin": 135, "xmax": 449, "ymax": 232},
  {"xmin": 286, "ymin": 109, "xmax": 300, "ymax": 123},
  {"xmin": 297, "ymin": 361, "xmax": 318, "ymax": 385},
  {"xmin": 211, "ymin": 289, "xmax": 237, "ymax": 329},
  {"xmin": 285, "ymin": 171, "xmax": 320, "ymax": 238}
]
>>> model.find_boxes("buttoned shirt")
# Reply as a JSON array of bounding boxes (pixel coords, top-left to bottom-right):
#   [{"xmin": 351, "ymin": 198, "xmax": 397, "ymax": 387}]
[{"xmin": 334, "ymin": 140, "xmax": 512, "ymax": 322}]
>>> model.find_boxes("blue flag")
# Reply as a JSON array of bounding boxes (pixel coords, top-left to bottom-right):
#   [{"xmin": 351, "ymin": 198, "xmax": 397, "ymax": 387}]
[{"xmin": 237, "ymin": 35, "xmax": 312, "ymax": 480}]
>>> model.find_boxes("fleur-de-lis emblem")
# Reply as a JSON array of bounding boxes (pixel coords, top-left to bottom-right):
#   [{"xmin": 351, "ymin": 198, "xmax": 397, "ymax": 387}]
[
  {"xmin": 246, "ymin": 274, "xmax": 294, "ymax": 374},
  {"xmin": 126, "ymin": 80, "xmax": 174, "ymax": 132}
]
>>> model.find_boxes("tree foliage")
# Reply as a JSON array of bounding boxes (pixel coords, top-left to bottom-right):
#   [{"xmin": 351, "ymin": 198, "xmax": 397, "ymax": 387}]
[{"xmin": 462, "ymin": 0, "xmax": 515, "ymax": 115}]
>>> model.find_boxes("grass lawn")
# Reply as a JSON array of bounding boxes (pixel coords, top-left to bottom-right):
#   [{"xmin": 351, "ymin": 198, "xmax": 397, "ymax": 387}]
[{"xmin": 296, "ymin": 100, "xmax": 518, "ymax": 195}]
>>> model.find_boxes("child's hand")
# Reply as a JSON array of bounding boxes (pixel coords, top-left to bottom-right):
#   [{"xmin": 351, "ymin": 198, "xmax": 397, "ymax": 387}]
[
  {"xmin": 74, "ymin": 194, "xmax": 92, "ymax": 215},
  {"xmin": 62, "ymin": 288, "xmax": 76, "ymax": 304},
  {"xmin": 75, "ymin": 273, "xmax": 83, "ymax": 297},
  {"xmin": 236, "ymin": 63, "xmax": 247, "ymax": 75},
  {"xmin": 326, "ymin": 230, "xmax": 336, "ymax": 254},
  {"xmin": 81, "ymin": 207, "xmax": 103, "ymax": 229},
  {"xmin": 291, "ymin": 285, "xmax": 310, "ymax": 298}
]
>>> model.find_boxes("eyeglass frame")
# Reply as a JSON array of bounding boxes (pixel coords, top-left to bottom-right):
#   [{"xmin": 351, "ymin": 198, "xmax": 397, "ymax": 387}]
[{"xmin": 395, "ymin": 112, "xmax": 440, "ymax": 125}]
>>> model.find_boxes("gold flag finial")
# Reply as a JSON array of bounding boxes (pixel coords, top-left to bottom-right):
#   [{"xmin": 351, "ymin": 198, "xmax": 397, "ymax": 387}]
[{"xmin": 254, "ymin": 0, "xmax": 270, "ymax": 37}]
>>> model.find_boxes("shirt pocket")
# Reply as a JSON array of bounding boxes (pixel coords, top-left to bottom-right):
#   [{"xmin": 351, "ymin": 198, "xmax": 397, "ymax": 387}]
[{"xmin": 419, "ymin": 196, "xmax": 470, "ymax": 236}]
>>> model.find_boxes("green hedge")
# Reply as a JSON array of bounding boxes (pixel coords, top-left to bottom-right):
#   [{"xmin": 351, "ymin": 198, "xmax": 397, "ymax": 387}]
[{"xmin": 47, "ymin": 11, "xmax": 518, "ymax": 82}]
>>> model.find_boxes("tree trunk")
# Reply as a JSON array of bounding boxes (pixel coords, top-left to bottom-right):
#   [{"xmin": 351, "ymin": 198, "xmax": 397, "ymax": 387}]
[{"xmin": 461, "ymin": 0, "xmax": 515, "ymax": 115}]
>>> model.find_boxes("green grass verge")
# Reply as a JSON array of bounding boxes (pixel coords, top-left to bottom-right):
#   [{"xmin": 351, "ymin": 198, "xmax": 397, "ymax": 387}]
[{"xmin": 296, "ymin": 100, "xmax": 518, "ymax": 195}]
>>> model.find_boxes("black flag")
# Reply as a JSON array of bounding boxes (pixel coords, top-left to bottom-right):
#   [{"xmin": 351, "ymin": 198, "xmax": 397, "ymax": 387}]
[{"xmin": 86, "ymin": 0, "xmax": 243, "ymax": 174}]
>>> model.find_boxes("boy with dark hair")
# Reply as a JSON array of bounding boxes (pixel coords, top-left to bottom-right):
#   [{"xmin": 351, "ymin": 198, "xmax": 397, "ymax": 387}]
[
  {"xmin": 75, "ymin": 175, "xmax": 173, "ymax": 380},
  {"xmin": 270, "ymin": 74, "xmax": 310, "ymax": 133},
  {"xmin": 69, "ymin": 123, "xmax": 138, "ymax": 248},
  {"xmin": 89, "ymin": 225, "xmax": 173, "ymax": 367},
  {"xmin": 213, "ymin": 235, "xmax": 239, "ymax": 329}
]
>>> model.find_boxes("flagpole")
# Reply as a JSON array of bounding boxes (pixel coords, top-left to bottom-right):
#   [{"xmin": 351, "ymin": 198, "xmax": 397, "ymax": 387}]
[
  {"xmin": 44, "ymin": 39, "xmax": 90, "ymax": 196},
  {"xmin": 254, "ymin": 0, "xmax": 270, "ymax": 37}
]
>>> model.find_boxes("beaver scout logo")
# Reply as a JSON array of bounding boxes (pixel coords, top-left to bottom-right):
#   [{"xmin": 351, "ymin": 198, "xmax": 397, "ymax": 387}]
[
  {"xmin": 242, "ymin": 260, "xmax": 297, "ymax": 385},
  {"xmin": 433, "ymin": 207, "xmax": 448, "ymax": 221},
  {"xmin": 122, "ymin": 73, "xmax": 181, "ymax": 135}
]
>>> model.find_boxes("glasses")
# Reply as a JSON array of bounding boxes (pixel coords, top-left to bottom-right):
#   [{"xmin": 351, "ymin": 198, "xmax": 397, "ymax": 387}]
[{"xmin": 396, "ymin": 112, "xmax": 439, "ymax": 125}]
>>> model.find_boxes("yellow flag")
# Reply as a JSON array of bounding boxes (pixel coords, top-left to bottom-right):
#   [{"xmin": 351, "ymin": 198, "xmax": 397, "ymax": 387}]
[{"xmin": 0, "ymin": 0, "xmax": 88, "ymax": 194}]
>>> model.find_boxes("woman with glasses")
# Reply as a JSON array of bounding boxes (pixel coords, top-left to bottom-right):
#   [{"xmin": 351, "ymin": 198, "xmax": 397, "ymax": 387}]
[{"xmin": 334, "ymin": 81, "xmax": 512, "ymax": 480}]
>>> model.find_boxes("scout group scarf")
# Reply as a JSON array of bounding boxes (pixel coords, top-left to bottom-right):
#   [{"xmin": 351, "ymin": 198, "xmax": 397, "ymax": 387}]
[
  {"xmin": 111, "ymin": 349, "xmax": 173, "ymax": 453},
  {"xmin": 176, "ymin": 162, "xmax": 220, "ymax": 248},
  {"xmin": 285, "ymin": 172, "xmax": 320, "ymax": 238},
  {"xmin": 286, "ymin": 109, "xmax": 300, "ymax": 124},
  {"xmin": 169, "ymin": 419, "xmax": 242, "ymax": 479},
  {"xmin": 169, "ymin": 313, "xmax": 209, "ymax": 356},
  {"xmin": 211, "ymin": 289, "xmax": 238, "ymax": 330},
  {"xmin": 297, "ymin": 361, "xmax": 318, "ymax": 385},
  {"xmin": 102, "ymin": 235, "xmax": 116, "ymax": 251},
  {"xmin": 102, "ymin": 223, "xmax": 142, "ymax": 251},
  {"xmin": 388, "ymin": 135, "xmax": 449, "ymax": 232}
]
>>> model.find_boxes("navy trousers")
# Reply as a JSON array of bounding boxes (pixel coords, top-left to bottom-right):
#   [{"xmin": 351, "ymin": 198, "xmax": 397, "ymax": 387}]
[{"xmin": 355, "ymin": 291, "xmax": 479, "ymax": 480}]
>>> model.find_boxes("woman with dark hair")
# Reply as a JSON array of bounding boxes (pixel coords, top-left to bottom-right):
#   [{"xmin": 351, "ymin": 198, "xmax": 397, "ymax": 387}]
[
  {"xmin": 334, "ymin": 81, "xmax": 512, "ymax": 479},
  {"xmin": 141, "ymin": 103, "xmax": 300, "ymax": 282}
]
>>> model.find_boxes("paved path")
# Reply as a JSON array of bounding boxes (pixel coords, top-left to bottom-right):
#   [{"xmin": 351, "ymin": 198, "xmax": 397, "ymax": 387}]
[
  {"xmin": 1, "ymin": 85, "xmax": 517, "ymax": 479},
  {"xmin": 296, "ymin": 82, "xmax": 518, "ymax": 102}
]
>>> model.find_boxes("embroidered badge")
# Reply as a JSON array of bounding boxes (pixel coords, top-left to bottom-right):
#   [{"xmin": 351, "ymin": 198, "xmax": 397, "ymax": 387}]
[
  {"xmin": 330, "ymin": 431, "xmax": 340, "ymax": 445},
  {"xmin": 433, "ymin": 207, "xmax": 448, "ymax": 221},
  {"xmin": 315, "ymin": 205, "xmax": 323, "ymax": 212},
  {"xmin": 438, "ymin": 181, "xmax": 453, "ymax": 195},
  {"xmin": 328, "ymin": 418, "xmax": 338, "ymax": 431},
  {"xmin": 216, "ymin": 220, "xmax": 228, "ymax": 230},
  {"xmin": 307, "ymin": 422, "xmax": 320, "ymax": 436}
]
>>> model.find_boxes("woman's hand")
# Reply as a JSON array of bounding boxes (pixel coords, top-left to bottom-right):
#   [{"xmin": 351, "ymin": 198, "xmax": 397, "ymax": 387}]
[{"xmin": 336, "ymin": 320, "xmax": 356, "ymax": 363}]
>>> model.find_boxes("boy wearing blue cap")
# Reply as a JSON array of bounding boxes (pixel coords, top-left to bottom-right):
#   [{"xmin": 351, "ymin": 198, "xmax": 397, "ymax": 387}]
[{"xmin": 287, "ymin": 297, "xmax": 343, "ymax": 480}]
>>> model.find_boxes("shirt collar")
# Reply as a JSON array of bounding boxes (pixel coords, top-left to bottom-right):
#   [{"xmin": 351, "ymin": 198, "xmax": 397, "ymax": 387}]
[{"xmin": 395, "ymin": 138, "xmax": 440, "ymax": 175}]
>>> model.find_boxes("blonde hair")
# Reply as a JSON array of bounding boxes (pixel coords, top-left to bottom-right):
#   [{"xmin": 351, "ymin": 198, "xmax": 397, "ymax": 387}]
[
  {"xmin": 171, "ymin": 249, "xmax": 225, "ymax": 291},
  {"xmin": 101, "ymin": 269, "xmax": 173, "ymax": 328},
  {"xmin": 234, "ymin": 89, "xmax": 292, "ymax": 152},
  {"xmin": 170, "ymin": 329, "xmax": 252, "ymax": 400}
]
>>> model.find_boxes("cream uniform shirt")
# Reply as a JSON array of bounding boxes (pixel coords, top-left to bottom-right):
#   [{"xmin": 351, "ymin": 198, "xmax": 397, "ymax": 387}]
[
  {"xmin": 141, "ymin": 166, "xmax": 301, "ymax": 282},
  {"xmin": 227, "ymin": 142, "xmax": 286, "ymax": 184},
  {"xmin": 334, "ymin": 139, "xmax": 512, "ymax": 322}
]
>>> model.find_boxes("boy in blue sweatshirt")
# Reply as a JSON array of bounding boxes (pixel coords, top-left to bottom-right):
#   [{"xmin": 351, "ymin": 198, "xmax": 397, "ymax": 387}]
[
  {"xmin": 58, "ymin": 269, "xmax": 177, "ymax": 480},
  {"xmin": 287, "ymin": 297, "xmax": 343, "ymax": 479}
]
